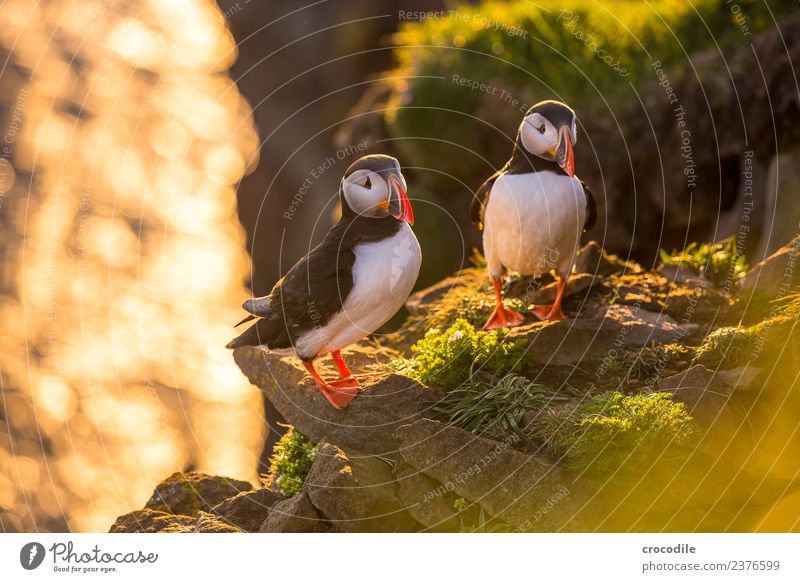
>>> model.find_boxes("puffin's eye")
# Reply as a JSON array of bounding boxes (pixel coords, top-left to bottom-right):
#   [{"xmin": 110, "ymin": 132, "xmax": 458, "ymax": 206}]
[
  {"xmin": 538, "ymin": 124, "xmax": 546, "ymax": 134},
  {"xmin": 363, "ymin": 176, "xmax": 371, "ymax": 189}
]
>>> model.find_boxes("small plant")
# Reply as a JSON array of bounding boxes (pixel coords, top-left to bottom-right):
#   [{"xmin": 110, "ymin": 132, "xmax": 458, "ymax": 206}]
[
  {"xmin": 659, "ymin": 237, "xmax": 748, "ymax": 287},
  {"xmin": 265, "ymin": 426, "xmax": 318, "ymax": 498},
  {"xmin": 435, "ymin": 373, "xmax": 566, "ymax": 439},
  {"xmin": 564, "ymin": 392, "xmax": 696, "ymax": 476},
  {"xmin": 528, "ymin": 391, "xmax": 696, "ymax": 478},
  {"xmin": 398, "ymin": 318, "xmax": 528, "ymax": 389},
  {"xmin": 694, "ymin": 326, "xmax": 754, "ymax": 368},
  {"xmin": 775, "ymin": 293, "xmax": 800, "ymax": 319},
  {"xmin": 416, "ymin": 265, "xmax": 524, "ymax": 331}
]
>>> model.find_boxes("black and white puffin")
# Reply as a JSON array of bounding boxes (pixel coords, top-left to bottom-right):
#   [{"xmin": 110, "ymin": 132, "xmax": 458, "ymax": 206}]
[
  {"xmin": 472, "ymin": 100, "xmax": 596, "ymax": 329},
  {"xmin": 227, "ymin": 154, "xmax": 420, "ymax": 409}
]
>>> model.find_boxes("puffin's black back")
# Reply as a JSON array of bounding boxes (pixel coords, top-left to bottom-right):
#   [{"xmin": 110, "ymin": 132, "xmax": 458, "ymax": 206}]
[{"xmin": 227, "ymin": 210, "xmax": 401, "ymax": 353}]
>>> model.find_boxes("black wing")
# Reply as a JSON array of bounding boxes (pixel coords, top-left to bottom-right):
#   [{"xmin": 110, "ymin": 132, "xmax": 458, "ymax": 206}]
[
  {"xmin": 470, "ymin": 169, "xmax": 503, "ymax": 230},
  {"xmin": 579, "ymin": 178, "xmax": 597, "ymax": 232},
  {"xmin": 226, "ymin": 225, "xmax": 357, "ymax": 350}
]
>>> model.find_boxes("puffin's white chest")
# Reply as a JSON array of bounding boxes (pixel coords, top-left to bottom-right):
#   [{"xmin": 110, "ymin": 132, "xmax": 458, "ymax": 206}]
[
  {"xmin": 296, "ymin": 223, "xmax": 421, "ymax": 357},
  {"xmin": 483, "ymin": 171, "xmax": 584, "ymax": 277}
]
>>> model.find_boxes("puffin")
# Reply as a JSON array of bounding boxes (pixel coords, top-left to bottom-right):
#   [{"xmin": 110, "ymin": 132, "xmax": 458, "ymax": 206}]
[
  {"xmin": 471, "ymin": 100, "xmax": 596, "ymax": 329},
  {"xmin": 227, "ymin": 154, "xmax": 421, "ymax": 409}
]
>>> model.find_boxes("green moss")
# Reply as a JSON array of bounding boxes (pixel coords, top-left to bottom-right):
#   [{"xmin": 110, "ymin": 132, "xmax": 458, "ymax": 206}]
[
  {"xmin": 694, "ymin": 326, "xmax": 755, "ymax": 368},
  {"xmin": 426, "ymin": 278, "xmax": 495, "ymax": 330},
  {"xmin": 265, "ymin": 427, "xmax": 318, "ymax": 498},
  {"xmin": 530, "ymin": 391, "xmax": 696, "ymax": 478},
  {"xmin": 382, "ymin": 0, "xmax": 797, "ymax": 199},
  {"xmin": 435, "ymin": 373, "xmax": 565, "ymax": 439},
  {"xmin": 659, "ymin": 236, "xmax": 748, "ymax": 288},
  {"xmin": 397, "ymin": 318, "xmax": 528, "ymax": 389},
  {"xmin": 694, "ymin": 296, "xmax": 799, "ymax": 368}
]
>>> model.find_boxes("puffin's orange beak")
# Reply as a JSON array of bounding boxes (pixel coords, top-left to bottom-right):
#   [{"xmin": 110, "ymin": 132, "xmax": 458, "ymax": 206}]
[
  {"xmin": 388, "ymin": 174, "xmax": 414, "ymax": 225},
  {"xmin": 557, "ymin": 127, "xmax": 575, "ymax": 177}
]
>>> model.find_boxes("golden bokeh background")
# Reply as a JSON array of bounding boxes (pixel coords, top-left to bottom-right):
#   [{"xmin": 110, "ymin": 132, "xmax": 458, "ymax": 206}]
[{"xmin": 0, "ymin": 0, "xmax": 264, "ymax": 532}]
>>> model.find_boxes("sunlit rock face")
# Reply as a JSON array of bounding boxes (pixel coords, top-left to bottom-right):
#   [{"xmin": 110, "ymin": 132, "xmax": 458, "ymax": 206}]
[{"xmin": 0, "ymin": 0, "xmax": 263, "ymax": 532}]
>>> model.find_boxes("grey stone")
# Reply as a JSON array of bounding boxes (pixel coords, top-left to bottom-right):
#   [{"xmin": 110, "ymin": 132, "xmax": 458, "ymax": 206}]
[
  {"xmin": 304, "ymin": 441, "xmax": 417, "ymax": 532},
  {"xmin": 573, "ymin": 241, "xmax": 628, "ymax": 277},
  {"xmin": 741, "ymin": 235, "xmax": 800, "ymax": 298},
  {"xmin": 658, "ymin": 263, "xmax": 711, "ymax": 287},
  {"xmin": 210, "ymin": 488, "xmax": 280, "ymax": 532},
  {"xmin": 233, "ymin": 345, "xmax": 444, "ymax": 457},
  {"xmin": 394, "ymin": 419, "xmax": 585, "ymax": 530},
  {"xmin": 193, "ymin": 511, "xmax": 243, "ymax": 533},
  {"xmin": 513, "ymin": 304, "xmax": 698, "ymax": 367},
  {"xmin": 530, "ymin": 273, "xmax": 596, "ymax": 305},
  {"xmin": 658, "ymin": 364, "xmax": 761, "ymax": 424},
  {"xmin": 259, "ymin": 491, "xmax": 330, "ymax": 533},
  {"xmin": 144, "ymin": 472, "xmax": 253, "ymax": 517},
  {"xmin": 109, "ymin": 509, "xmax": 195, "ymax": 533},
  {"xmin": 395, "ymin": 464, "xmax": 460, "ymax": 531}
]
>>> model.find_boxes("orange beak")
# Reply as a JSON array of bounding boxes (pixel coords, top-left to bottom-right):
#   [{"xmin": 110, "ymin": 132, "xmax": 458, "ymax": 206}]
[
  {"xmin": 557, "ymin": 127, "xmax": 575, "ymax": 177},
  {"xmin": 388, "ymin": 174, "xmax": 414, "ymax": 225}
]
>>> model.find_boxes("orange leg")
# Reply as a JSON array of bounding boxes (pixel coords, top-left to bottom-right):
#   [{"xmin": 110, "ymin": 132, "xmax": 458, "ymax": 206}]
[
  {"xmin": 532, "ymin": 275, "xmax": 567, "ymax": 321},
  {"xmin": 330, "ymin": 350, "xmax": 352, "ymax": 378},
  {"xmin": 330, "ymin": 350, "xmax": 387, "ymax": 381},
  {"xmin": 484, "ymin": 278, "xmax": 526, "ymax": 330},
  {"xmin": 302, "ymin": 359, "xmax": 360, "ymax": 409}
]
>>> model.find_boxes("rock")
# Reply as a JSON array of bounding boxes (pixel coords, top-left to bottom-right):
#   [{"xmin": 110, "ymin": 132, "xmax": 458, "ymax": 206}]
[
  {"xmin": 395, "ymin": 464, "xmax": 460, "ymax": 531},
  {"xmin": 193, "ymin": 511, "xmax": 243, "ymax": 533},
  {"xmin": 755, "ymin": 152, "xmax": 800, "ymax": 260},
  {"xmin": 658, "ymin": 263, "xmax": 711, "ymax": 287},
  {"xmin": 662, "ymin": 286, "xmax": 730, "ymax": 324},
  {"xmin": 405, "ymin": 276, "xmax": 465, "ymax": 315},
  {"xmin": 211, "ymin": 488, "xmax": 280, "ymax": 532},
  {"xmin": 741, "ymin": 235, "xmax": 800, "ymax": 298},
  {"xmin": 260, "ymin": 491, "xmax": 330, "ymax": 533},
  {"xmin": 144, "ymin": 472, "xmax": 253, "ymax": 517},
  {"xmin": 573, "ymin": 241, "xmax": 628, "ymax": 277},
  {"xmin": 657, "ymin": 365, "xmax": 761, "ymax": 423},
  {"xmin": 109, "ymin": 509, "xmax": 195, "ymax": 533},
  {"xmin": 515, "ymin": 304, "xmax": 699, "ymax": 367},
  {"xmin": 394, "ymin": 419, "xmax": 585, "ymax": 530},
  {"xmin": 304, "ymin": 440, "xmax": 417, "ymax": 532},
  {"xmin": 233, "ymin": 346, "xmax": 443, "ymax": 457}
]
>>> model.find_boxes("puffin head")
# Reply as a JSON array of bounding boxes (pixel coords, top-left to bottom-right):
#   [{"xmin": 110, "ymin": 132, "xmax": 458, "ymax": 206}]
[
  {"xmin": 518, "ymin": 100, "xmax": 577, "ymax": 177},
  {"xmin": 340, "ymin": 154, "xmax": 414, "ymax": 224}
]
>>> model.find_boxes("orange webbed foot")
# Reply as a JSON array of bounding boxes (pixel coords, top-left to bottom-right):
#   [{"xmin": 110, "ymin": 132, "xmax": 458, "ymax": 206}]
[
  {"xmin": 484, "ymin": 304, "xmax": 526, "ymax": 329},
  {"xmin": 531, "ymin": 304, "xmax": 567, "ymax": 321},
  {"xmin": 319, "ymin": 380, "xmax": 360, "ymax": 409}
]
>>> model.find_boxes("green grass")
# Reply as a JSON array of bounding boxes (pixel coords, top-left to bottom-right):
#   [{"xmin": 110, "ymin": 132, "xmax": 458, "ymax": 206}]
[
  {"xmin": 397, "ymin": 318, "xmax": 528, "ymax": 389},
  {"xmin": 264, "ymin": 426, "xmax": 318, "ymax": 498},
  {"xmin": 659, "ymin": 236, "xmax": 748, "ymax": 288},
  {"xmin": 435, "ymin": 373, "xmax": 567, "ymax": 439},
  {"xmin": 528, "ymin": 391, "xmax": 697, "ymax": 478}
]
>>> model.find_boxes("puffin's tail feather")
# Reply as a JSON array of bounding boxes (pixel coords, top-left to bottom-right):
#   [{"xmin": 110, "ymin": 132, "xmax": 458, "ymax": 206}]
[
  {"xmin": 226, "ymin": 318, "xmax": 275, "ymax": 350},
  {"xmin": 234, "ymin": 314, "xmax": 256, "ymax": 327}
]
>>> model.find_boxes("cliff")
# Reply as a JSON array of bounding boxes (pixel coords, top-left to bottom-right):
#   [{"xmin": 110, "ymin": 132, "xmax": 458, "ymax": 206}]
[{"xmin": 111, "ymin": 237, "xmax": 800, "ymax": 532}]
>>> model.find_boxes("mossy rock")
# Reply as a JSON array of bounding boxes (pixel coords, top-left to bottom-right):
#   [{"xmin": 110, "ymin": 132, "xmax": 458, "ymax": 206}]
[
  {"xmin": 144, "ymin": 472, "xmax": 253, "ymax": 517},
  {"xmin": 109, "ymin": 509, "xmax": 195, "ymax": 533}
]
